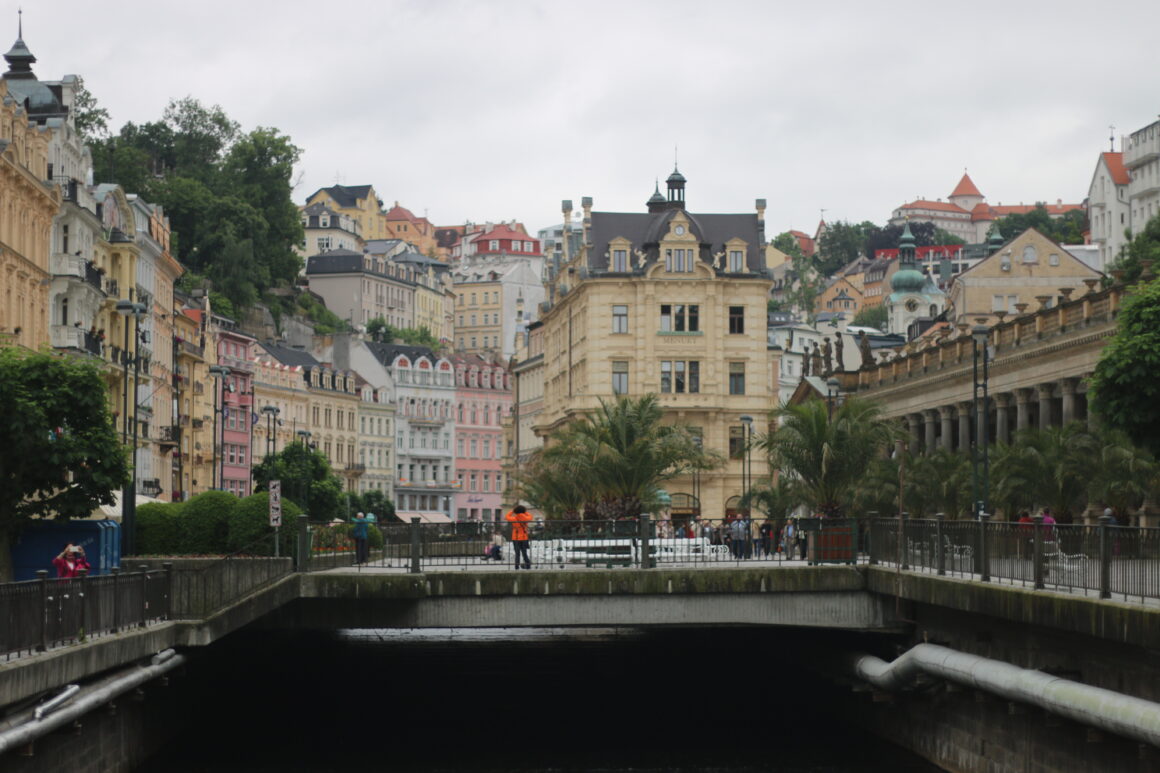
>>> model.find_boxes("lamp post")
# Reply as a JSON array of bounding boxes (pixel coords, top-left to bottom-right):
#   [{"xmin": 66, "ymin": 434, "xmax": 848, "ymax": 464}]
[
  {"xmin": 115, "ymin": 300, "xmax": 147, "ymax": 556},
  {"xmin": 261, "ymin": 405, "xmax": 281, "ymax": 459},
  {"xmin": 208, "ymin": 365, "xmax": 230, "ymax": 490},
  {"xmin": 971, "ymin": 325, "xmax": 991, "ymax": 518},
  {"xmin": 295, "ymin": 429, "xmax": 313, "ymax": 514},
  {"xmin": 739, "ymin": 415, "xmax": 753, "ymax": 512},
  {"xmin": 826, "ymin": 377, "xmax": 840, "ymax": 421}
]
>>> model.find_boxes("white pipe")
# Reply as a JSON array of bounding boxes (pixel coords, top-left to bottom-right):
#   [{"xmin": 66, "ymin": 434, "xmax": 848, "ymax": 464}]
[
  {"xmin": 32, "ymin": 685, "xmax": 79, "ymax": 720},
  {"xmin": 852, "ymin": 643, "xmax": 1160, "ymax": 748},
  {"xmin": 0, "ymin": 652, "xmax": 187, "ymax": 756}
]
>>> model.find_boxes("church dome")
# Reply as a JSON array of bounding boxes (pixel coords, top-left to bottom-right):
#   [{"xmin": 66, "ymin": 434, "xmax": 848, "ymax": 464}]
[{"xmin": 891, "ymin": 267, "xmax": 926, "ymax": 293}]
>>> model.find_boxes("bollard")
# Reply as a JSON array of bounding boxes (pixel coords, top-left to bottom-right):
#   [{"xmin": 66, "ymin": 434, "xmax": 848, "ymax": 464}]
[
  {"xmin": 1033, "ymin": 515, "xmax": 1045, "ymax": 590},
  {"xmin": 37, "ymin": 570, "xmax": 49, "ymax": 652},
  {"xmin": 296, "ymin": 515, "xmax": 310, "ymax": 572},
  {"xmin": 162, "ymin": 562, "xmax": 173, "ymax": 621},
  {"xmin": 111, "ymin": 567, "xmax": 121, "ymax": 633},
  {"xmin": 638, "ymin": 514, "xmax": 652, "ymax": 569},
  {"xmin": 410, "ymin": 517, "xmax": 422, "ymax": 574},
  {"xmin": 1098, "ymin": 515, "xmax": 1112, "ymax": 600},
  {"xmin": 935, "ymin": 514, "xmax": 946, "ymax": 576},
  {"xmin": 978, "ymin": 513, "xmax": 991, "ymax": 582}
]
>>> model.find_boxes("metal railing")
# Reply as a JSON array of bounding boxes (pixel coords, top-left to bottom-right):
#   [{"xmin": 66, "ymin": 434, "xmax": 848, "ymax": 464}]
[
  {"xmin": 299, "ymin": 517, "xmax": 868, "ymax": 573},
  {"xmin": 165, "ymin": 532, "xmax": 296, "ymax": 619},
  {"xmin": 0, "ymin": 565, "xmax": 172, "ymax": 661},
  {"xmin": 868, "ymin": 516, "xmax": 1160, "ymax": 603}
]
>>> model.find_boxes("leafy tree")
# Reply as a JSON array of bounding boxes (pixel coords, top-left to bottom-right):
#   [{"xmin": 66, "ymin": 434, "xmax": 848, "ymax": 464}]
[
  {"xmin": 366, "ymin": 317, "xmax": 395, "ymax": 343},
  {"xmin": 352, "ymin": 489, "xmax": 395, "ymax": 521},
  {"xmin": 71, "ymin": 77, "xmax": 110, "ymax": 142},
  {"xmin": 862, "ymin": 221, "xmax": 944, "ymax": 258},
  {"xmin": 1108, "ymin": 212, "xmax": 1160, "ymax": 285},
  {"xmin": 178, "ymin": 490, "xmax": 236, "ymax": 553},
  {"xmin": 784, "ymin": 250, "xmax": 823, "ymax": 323},
  {"xmin": 740, "ymin": 477, "xmax": 797, "ymax": 520},
  {"xmin": 758, "ymin": 397, "xmax": 897, "ymax": 517},
  {"xmin": 993, "ymin": 205, "xmax": 1088, "ymax": 247},
  {"xmin": 0, "ymin": 350, "xmax": 130, "ymax": 580},
  {"xmin": 996, "ymin": 424, "xmax": 1097, "ymax": 522},
  {"xmin": 227, "ymin": 492, "xmax": 302, "ymax": 556},
  {"xmin": 524, "ymin": 395, "xmax": 722, "ymax": 520},
  {"xmin": 515, "ymin": 453, "xmax": 589, "ymax": 521},
  {"xmin": 397, "ymin": 326, "xmax": 440, "ymax": 348},
  {"xmin": 1085, "ymin": 427, "xmax": 1155, "ymax": 517},
  {"xmin": 904, "ymin": 449, "xmax": 972, "ymax": 518},
  {"xmin": 1089, "ymin": 279, "xmax": 1160, "ymax": 455},
  {"xmin": 933, "ymin": 228, "xmax": 965, "ymax": 246},
  {"xmin": 771, "ymin": 231, "xmax": 805, "ymax": 260},
  {"xmin": 252, "ymin": 441, "xmax": 344, "ymax": 521},
  {"xmin": 136, "ymin": 501, "xmax": 182, "ymax": 554},
  {"xmin": 851, "ymin": 304, "xmax": 888, "ymax": 330},
  {"xmin": 816, "ymin": 221, "xmax": 876, "ymax": 277}
]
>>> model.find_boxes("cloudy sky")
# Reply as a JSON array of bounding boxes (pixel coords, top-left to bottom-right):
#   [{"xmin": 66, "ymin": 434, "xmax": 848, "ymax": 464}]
[{"xmin": 13, "ymin": 0, "xmax": 1160, "ymax": 237}]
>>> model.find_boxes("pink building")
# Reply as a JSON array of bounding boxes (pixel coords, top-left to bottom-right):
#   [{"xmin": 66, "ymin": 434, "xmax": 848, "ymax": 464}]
[
  {"xmin": 451, "ymin": 354, "xmax": 512, "ymax": 522},
  {"xmin": 213, "ymin": 320, "xmax": 256, "ymax": 497}
]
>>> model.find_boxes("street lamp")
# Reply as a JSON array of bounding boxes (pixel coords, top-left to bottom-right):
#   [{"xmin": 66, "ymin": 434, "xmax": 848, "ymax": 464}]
[
  {"xmin": 208, "ymin": 365, "xmax": 231, "ymax": 490},
  {"xmin": 826, "ymin": 377, "xmax": 840, "ymax": 421},
  {"xmin": 295, "ymin": 429, "xmax": 313, "ymax": 514},
  {"xmin": 739, "ymin": 415, "xmax": 754, "ymax": 512},
  {"xmin": 261, "ymin": 405, "xmax": 281, "ymax": 459},
  {"xmin": 971, "ymin": 325, "xmax": 991, "ymax": 518},
  {"xmin": 115, "ymin": 300, "xmax": 146, "ymax": 556}
]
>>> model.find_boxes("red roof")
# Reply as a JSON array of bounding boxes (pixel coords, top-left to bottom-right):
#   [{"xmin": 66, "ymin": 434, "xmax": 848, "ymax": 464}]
[
  {"xmin": 789, "ymin": 229, "xmax": 816, "ymax": 257},
  {"xmin": 950, "ymin": 173, "xmax": 983, "ymax": 198},
  {"xmin": 897, "ymin": 199, "xmax": 970, "ymax": 214},
  {"xmin": 385, "ymin": 201, "xmax": 418, "ymax": 222},
  {"xmin": 1103, "ymin": 152, "xmax": 1130, "ymax": 186},
  {"xmin": 987, "ymin": 202, "xmax": 1083, "ymax": 218},
  {"xmin": 477, "ymin": 224, "xmax": 530, "ymax": 242}
]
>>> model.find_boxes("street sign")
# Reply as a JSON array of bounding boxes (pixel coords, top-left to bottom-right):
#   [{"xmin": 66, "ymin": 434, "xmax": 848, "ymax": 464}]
[{"xmin": 269, "ymin": 479, "xmax": 282, "ymax": 527}]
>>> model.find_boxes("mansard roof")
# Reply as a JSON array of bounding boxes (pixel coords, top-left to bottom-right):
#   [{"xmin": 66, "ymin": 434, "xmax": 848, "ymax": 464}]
[
  {"xmin": 585, "ymin": 209, "xmax": 763, "ymax": 272},
  {"xmin": 312, "ymin": 184, "xmax": 375, "ymax": 208}
]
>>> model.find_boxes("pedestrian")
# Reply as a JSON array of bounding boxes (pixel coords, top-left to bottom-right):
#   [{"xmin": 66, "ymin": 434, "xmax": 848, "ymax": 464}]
[
  {"xmin": 483, "ymin": 530, "xmax": 504, "ymax": 561},
  {"xmin": 780, "ymin": 520, "xmax": 794, "ymax": 559},
  {"xmin": 729, "ymin": 514, "xmax": 749, "ymax": 559},
  {"xmin": 53, "ymin": 544, "xmax": 90, "ymax": 578},
  {"xmin": 759, "ymin": 518, "xmax": 774, "ymax": 559},
  {"xmin": 505, "ymin": 505, "xmax": 533, "ymax": 569},
  {"xmin": 1017, "ymin": 510, "xmax": 1034, "ymax": 559},
  {"xmin": 351, "ymin": 511, "xmax": 369, "ymax": 564},
  {"xmin": 795, "ymin": 520, "xmax": 808, "ymax": 560}
]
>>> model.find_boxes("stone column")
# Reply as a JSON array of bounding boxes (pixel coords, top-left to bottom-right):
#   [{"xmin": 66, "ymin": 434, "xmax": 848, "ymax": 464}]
[
  {"xmin": 1038, "ymin": 384, "xmax": 1054, "ymax": 430},
  {"xmin": 957, "ymin": 402, "xmax": 972, "ymax": 453},
  {"xmin": 1060, "ymin": 378, "xmax": 1078, "ymax": 425},
  {"xmin": 924, "ymin": 410, "xmax": 938, "ymax": 455},
  {"xmin": 907, "ymin": 414, "xmax": 921, "ymax": 449},
  {"xmin": 994, "ymin": 394, "xmax": 1011, "ymax": 445},
  {"xmin": 1016, "ymin": 389, "xmax": 1032, "ymax": 433},
  {"xmin": 940, "ymin": 406, "xmax": 955, "ymax": 452}
]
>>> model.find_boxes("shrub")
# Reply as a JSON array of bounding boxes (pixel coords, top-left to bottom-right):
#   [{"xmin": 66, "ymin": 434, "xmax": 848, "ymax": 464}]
[
  {"xmin": 135, "ymin": 501, "xmax": 183, "ymax": 554},
  {"xmin": 228, "ymin": 492, "xmax": 302, "ymax": 556},
  {"xmin": 178, "ymin": 491, "xmax": 236, "ymax": 554}
]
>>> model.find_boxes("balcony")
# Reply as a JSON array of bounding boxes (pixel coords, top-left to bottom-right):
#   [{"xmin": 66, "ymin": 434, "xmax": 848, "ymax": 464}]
[
  {"xmin": 344, "ymin": 463, "xmax": 367, "ymax": 476},
  {"xmin": 51, "ymin": 325, "xmax": 104, "ymax": 356},
  {"xmin": 160, "ymin": 425, "xmax": 180, "ymax": 445},
  {"xmin": 1125, "ymin": 121, "xmax": 1160, "ymax": 169},
  {"xmin": 139, "ymin": 478, "xmax": 162, "ymax": 497}
]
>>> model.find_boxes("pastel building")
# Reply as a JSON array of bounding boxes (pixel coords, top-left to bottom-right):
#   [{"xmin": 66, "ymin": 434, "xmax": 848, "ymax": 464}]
[
  {"xmin": 212, "ymin": 317, "xmax": 256, "ymax": 497},
  {"xmin": 451, "ymin": 354, "xmax": 512, "ymax": 522}
]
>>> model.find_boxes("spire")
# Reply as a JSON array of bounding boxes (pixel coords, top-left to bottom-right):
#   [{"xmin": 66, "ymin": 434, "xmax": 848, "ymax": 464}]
[
  {"xmin": 665, "ymin": 165, "xmax": 686, "ymax": 209},
  {"xmin": 899, "ymin": 219, "xmax": 916, "ymax": 264},
  {"xmin": 646, "ymin": 179, "xmax": 666, "ymax": 213},
  {"xmin": 949, "ymin": 171, "xmax": 982, "ymax": 199},
  {"xmin": 987, "ymin": 224, "xmax": 1004, "ymax": 255},
  {"xmin": 4, "ymin": 8, "xmax": 36, "ymax": 79}
]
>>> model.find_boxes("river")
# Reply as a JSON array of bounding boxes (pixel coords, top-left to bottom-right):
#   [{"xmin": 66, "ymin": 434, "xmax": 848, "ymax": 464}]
[{"xmin": 136, "ymin": 627, "xmax": 943, "ymax": 772}]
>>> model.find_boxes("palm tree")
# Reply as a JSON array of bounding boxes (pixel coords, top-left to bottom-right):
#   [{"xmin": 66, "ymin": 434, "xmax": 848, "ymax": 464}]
[
  {"xmin": 524, "ymin": 395, "xmax": 722, "ymax": 520},
  {"xmin": 759, "ymin": 397, "xmax": 898, "ymax": 517},
  {"xmin": 1086, "ymin": 427, "xmax": 1156, "ymax": 517},
  {"xmin": 740, "ymin": 477, "xmax": 799, "ymax": 521},
  {"xmin": 1001, "ymin": 423, "xmax": 1098, "ymax": 522},
  {"xmin": 906, "ymin": 449, "xmax": 972, "ymax": 518}
]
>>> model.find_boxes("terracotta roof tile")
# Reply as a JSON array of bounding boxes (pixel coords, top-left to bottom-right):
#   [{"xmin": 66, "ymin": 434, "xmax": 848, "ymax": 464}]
[
  {"xmin": 950, "ymin": 173, "xmax": 983, "ymax": 198},
  {"xmin": 897, "ymin": 199, "xmax": 971, "ymax": 214},
  {"xmin": 1103, "ymin": 152, "xmax": 1130, "ymax": 186}
]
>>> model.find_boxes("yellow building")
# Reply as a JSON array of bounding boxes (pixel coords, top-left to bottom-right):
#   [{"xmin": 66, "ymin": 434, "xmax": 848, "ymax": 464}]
[
  {"xmin": 251, "ymin": 353, "xmax": 311, "ymax": 466},
  {"xmin": 0, "ymin": 77, "xmax": 58, "ymax": 350},
  {"xmin": 173, "ymin": 308, "xmax": 213, "ymax": 499},
  {"xmin": 947, "ymin": 228, "xmax": 1103, "ymax": 325},
  {"xmin": 305, "ymin": 184, "xmax": 389, "ymax": 241},
  {"xmin": 536, "ymin": 172, "xmax": 775, "ymax": 519}
]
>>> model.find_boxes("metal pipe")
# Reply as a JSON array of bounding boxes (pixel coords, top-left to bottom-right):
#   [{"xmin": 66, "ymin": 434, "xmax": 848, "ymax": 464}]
[
  {"xmin": 0, "ymin": 651, "xmax": 187, "ymax": 755},
  {"xmin": 850, "ymin": 643, "xmax": 1160, "ymax": 748},
  {"xmin": 32, "ymin": 684, "xmax": 79, "ymax": 720}
]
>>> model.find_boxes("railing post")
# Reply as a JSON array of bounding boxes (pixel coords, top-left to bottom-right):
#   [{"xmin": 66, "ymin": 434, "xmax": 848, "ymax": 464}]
[
  {"xmin": 978, "ymin": 513, "xmax": 991, "ymax": 582},
  {"xmin": 867, "ymin": 516, "xmax": 878, "ymax": 565},
  {"xmin": 78, "ymin": 567, "xmax": 90, "ymax": 638},
  {"xmin": 139, "ymin": 565, "xmax": 149, "ymax": 628},
  {"xmin": 899, "ymin": 512, "xmax": 909, "ymax": 570},
  {"xmin": 36, "ymin": 570, "xmax": 49, "ymax": 652},
  {"xmin": 1098, "ymin": 515, "xmax": 1112, "ymax": 599},
  {"xmin": 111, "ymin": 567, "xmax": 121, "ymax": 633},
  {"xmin": 638, "ymin": 514, "xmax": 652, "ymax": 569},
  {"xmin": 410, "ymin": 517, "xmax": 422, "ymax": 574},
  {"xmin": 1033, "ymin": 515, "xmax": 1045, "ymax": 590},
  {"xmin": 296, "ymin": 515, "xmax": 310, "ymax": 572},
  {"xmin": 162, "ymin": 562, "xmax": 173, "ymax": 621},
  {"xmin": 935, "ymin": 514, "xmax": 946, "ymax": 576}
]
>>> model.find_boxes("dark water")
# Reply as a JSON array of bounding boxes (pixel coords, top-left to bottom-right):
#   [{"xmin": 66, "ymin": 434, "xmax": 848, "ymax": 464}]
[{"xmin": 137, "ymin": 627, "xmax": 943, "ymax": 773}]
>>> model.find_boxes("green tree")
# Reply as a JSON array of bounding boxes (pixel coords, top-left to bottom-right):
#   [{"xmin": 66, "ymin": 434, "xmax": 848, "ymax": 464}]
[
  {"xmin": 1084, "ymin": 427, "xmax": 1155, "ymax": 517},
  {"xmin": 994, "ymin": 205, "xmax": 1088, "ymax": 247},
  {"xmin": 227, "ymin": 492, "xmax": 302, "ymax": 556},
  {"xmin": 997, "ymin": 424, "xmax": 1097, "ymax": 522},
  {"xmin": 933, "ymin": 228, "xmax": 966, "ymax": 246},
  {"xmin": 1107, "ymin": 212, "xmax": 1160, "ymax": 285},
  {"xmin": 784, "ymin": 250, "xmax": 823, "ymax": 323},
  {"xmin": 366, "ymin": 317, "xmax": 396, "ymax": 343},
  {"xmin": 252, "ymin": 441, "xmax": 343, "ymax": 521},
  {"xmin": 0, "ymin": 350, "xmax": 130, "ymax": 580},
  {"xmin": 397, "ymin": 326, "xmax": 440, "ymax": 348},
  {"xmin": 816, "ymin": 221, "xmax": 876, "ymax": 277},
  {"xmin": 71, "ymin": 77, "xmax": 110, "ymax": 142},
  {"xmin": 758, "ymin": 397, "xmax": 897, "ymax": 517},
  {"xmin": 525, "ymin": 395, "xmax": 722, "ymax": 520},
  {"xmin": 905, "ymin": 449, "xmax": 972, "ymax": 518},
  {"xmin": 851, "ymin": 304, "xmax": 888, "ymax": 330},
  {"xmin": 771, "ymin": 231, "xmax": 805, "ymax": 260},
  {"xmin": 178, "ymin": 490, "xmax": 236, "ymax": 553},
  {"xmin": 1089, "ymin": 279, "xmax": 1160, "ymax": 455}
]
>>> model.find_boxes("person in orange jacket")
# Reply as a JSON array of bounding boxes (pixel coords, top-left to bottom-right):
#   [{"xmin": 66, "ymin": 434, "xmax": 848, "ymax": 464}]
[{"xmin": 505, "ymin": 505, "xmax": 533, "ymax": 570}]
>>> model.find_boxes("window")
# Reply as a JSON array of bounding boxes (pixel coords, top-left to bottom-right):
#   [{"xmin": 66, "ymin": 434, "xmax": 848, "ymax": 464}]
[
  {"xmin": 729, "ymin": 426, "xmax": 745, "ymax": 459},
  {"xmin": 612, "ymin": 361, "xmax": 629, "ymax": 395},
  {"xmin": 612, "ymin": 305, "xmax": 628, "ymax": 333},
  {"xmin": 729, "ymin": 249, "xmax": 744, "ymax": 272},
  {"xmin": 664, "ymin": 248, "xmax": 693, "ymax": 272},
  {"xmin": 470, "ymin": 473, "xmax": 478, "ymax": 491},
  {"xmin": 317, "ymin": 236, "xmax": 332, "ymax": 252},
  {"xmin": 992, "ymin": 294, "xmax": 1005, "ymax": 312},
  {"xmin": 612, "ymin": 249, "xmax": 628, "ymax": 272},
  {"xmin": 1022, "ymin": 246, "xmax": 1038, "ymax": 264},
  {"xmin": 660, "ymin": 304, "xmax": 699, "ymax": 332},
  {"xmin": 729, "ymin": 362, "xmax": 746, "ymax": 395},
  {"xmin": 489, "ymin": 240, "xmax": 499, "ymax": 251},
  {"xmin": 660, "ymin": 361, "xmax": 700, "ymax": 393},
  {"xmin": 728, "ymin": 306, "xmax": 744, "ymax": 334}
]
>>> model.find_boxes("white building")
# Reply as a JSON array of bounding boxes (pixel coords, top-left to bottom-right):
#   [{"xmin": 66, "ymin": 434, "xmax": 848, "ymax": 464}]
[{"xmin": 1087, "ymin": 151, "xmax": 1131, "ymax": 269}]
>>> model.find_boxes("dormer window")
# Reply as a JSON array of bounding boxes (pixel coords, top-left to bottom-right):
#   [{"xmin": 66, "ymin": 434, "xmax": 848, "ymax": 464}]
[
  {"xmin": 321, "ymin": 216, "xmax": 330, "ymax": 228},
  {"xmin": 729, "ymin": 250, "xmax": 744, "ymax": 272},
  {"xmin": 665, "ymin": 249, "xmax": 694, "ymax": 272}
]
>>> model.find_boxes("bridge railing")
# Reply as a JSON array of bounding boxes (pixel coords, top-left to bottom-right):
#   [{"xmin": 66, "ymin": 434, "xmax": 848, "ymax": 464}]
[
  {"xmin": 331, "ymin": 516, "xmax": 869, "ymax": 572},
  {"xmin": 868, "ymin": 516, "xmax": 1160, "ymax": 603},
  {"xmin": 0, "ymin": 565, "xmax": 171, "ymax": 661}
]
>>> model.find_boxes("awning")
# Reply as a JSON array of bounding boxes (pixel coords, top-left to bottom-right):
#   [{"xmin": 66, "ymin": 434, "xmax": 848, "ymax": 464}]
[{"xmin": 394, "ymin": 511, "xmax": 453, "ymax": 524}]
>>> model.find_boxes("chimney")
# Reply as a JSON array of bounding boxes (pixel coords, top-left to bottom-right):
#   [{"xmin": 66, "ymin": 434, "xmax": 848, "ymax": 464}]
[
  {"xmin": 581, "ymin": 197, "xmax": 592, "ymax": 249},
  {"xmin": 561, "ymin": 200, "xmax": 573, "ymax": 264}
]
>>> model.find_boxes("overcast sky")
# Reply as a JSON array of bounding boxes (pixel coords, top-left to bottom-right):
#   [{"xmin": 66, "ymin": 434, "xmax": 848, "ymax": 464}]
[{"xmin": 13, "ymin": 0, "xmax": 1160, "ymax": 238}]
